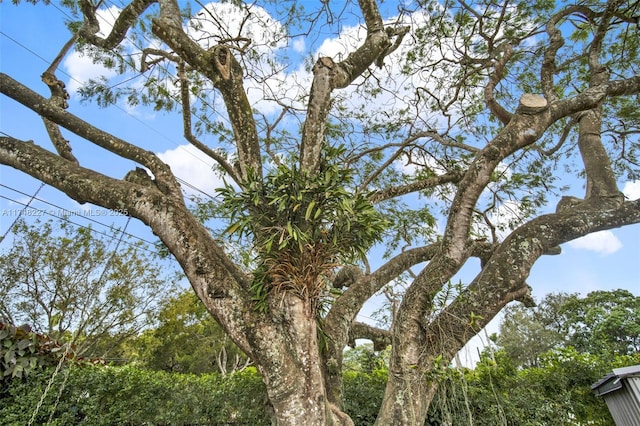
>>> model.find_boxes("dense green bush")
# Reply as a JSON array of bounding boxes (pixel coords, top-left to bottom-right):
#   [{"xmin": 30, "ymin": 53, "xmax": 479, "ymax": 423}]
[
  {"xmin": 2, "ymin": 348, "xmax": 635, "ymax": 425},
  {"xmin": 342, "ymin": 369, "xmax": 387, "ymax": 425},
  {"xmin": 0, "ymin": 365, "xmax": 270, "ymax": 426}
]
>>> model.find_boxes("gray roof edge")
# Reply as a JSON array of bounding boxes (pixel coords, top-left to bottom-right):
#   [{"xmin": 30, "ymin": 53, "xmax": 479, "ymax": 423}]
[{"xmin": 612, "ymin": 364, "xmax": 640, "ymax": 378}]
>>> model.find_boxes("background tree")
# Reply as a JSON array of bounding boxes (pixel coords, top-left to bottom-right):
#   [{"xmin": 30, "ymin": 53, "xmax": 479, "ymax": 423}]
[
  {"xmin": 497, "ymin": 290, "xmax": 640, "ymax": 365},
  {"xmin": 1, "ymin": 0, "xmax": 639, "ymax": 424},
  {"xmin": 131, "ymin": 289, "xmax": 251, "ymax": 375},
  {"xmin": 495, "ymin": 292, "xmax": 572, "ymax": 367},
  {"xmin": 0, "ymin": 219, "xmax": 177, "ymax": 357},
  {"xmin": 561, "ymin": 289, "xmax": 640, "ymax": 356}
]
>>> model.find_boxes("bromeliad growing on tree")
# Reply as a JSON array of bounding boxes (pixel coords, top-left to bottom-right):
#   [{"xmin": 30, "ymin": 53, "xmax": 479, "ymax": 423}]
[{"xmin": 218, "ymin": 145, "xmax": 388, "ymax": 312}]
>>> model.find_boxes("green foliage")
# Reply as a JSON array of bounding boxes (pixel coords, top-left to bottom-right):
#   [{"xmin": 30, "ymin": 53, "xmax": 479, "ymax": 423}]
[
  {"xmin": 218, "ymin": 145, "xmax": 388, "ymax": 308},
  {"xmin": 343, "ymin": 344, "xmax": 389, "ymax": 374},
  {"xmin": 2, "ymin": 346, "xmax": 635, "ymax": 425},
  {"xmin": 0, "ymin": 323, "xmax": 57, "ymax": 382},
  {"xmin": 2, "ymin": 362, "xmax": 390, "ymax": 426},
  {"xmin": 0, "ymin": 365, "xmax": 271, "ymax": 426},
  {"xmin": 129, "ymin": 289, "xmax": 249, "ymax": 375},
  {"xmin": 496, "ymin": 293, "xmax": 571, "ymax": 367},
  {"xmin": 0, "ymin": 219, "xmax": 178, "ymax": 358},
  {"xmin": 560, "ymin": 289, "xmax": 640, "ymax": 356},
  {"xmin": 378, "ymin": 200, "xmax": 438, "ymax": 256},
  {"xmin": 422, "ymin": 347, "xmax": 638, "ymax": 426},
  {"xmin": 342, "ymin": 369, "xmax": 388, "ymax": 426},
  {"xmin": 497, "ymin": 290, "xmax": 640, "ymax": 366},
  {"xmin": 479, "ymin": 289, "xmax": 640, "ymax": 424}
]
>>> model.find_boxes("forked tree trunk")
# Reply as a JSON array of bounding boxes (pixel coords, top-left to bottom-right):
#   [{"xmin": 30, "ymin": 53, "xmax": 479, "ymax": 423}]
[{"xmin": 242, "ymin": 294, "xmax": 353, "ymax": 426}]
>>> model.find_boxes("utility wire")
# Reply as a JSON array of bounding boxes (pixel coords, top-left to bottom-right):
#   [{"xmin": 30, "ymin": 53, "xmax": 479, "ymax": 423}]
[
  {"xmin": 0, "ymin": 193, "xmax": 161, "ymax": 256},
  {"xmin": 0, "ymin": 29, "xmax": 221, "ymax": 202},
  {"xmin": 0, "ymin": 183, "xmax": 156, "ymax": 245},
  {"xmin": 0, "ymin": 183, "xmax": 45, "ymax": 245}
]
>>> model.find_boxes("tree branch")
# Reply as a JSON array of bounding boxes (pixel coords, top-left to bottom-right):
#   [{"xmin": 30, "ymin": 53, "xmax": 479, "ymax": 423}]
[
  {"xmin": 485, "ymin": 43, "xmax": 513, "ymax": 124},
  {"xmin": 350, "ymin": 322, "xmax": 391, "ymax": 351},
  {"xmin": 177, "ymin": 63, "xmax": 241, "ymax": 184},
  {"xmin": 550, "ymin": 76, "xmax": 640, "ymax": 120},
  {"xmin": 575, "ymin": 3, "xmax": 620, "ymax": 201},
  {"xmin": 41, "ymin": 34, "xmax": 78, "ymax": 163},
  {"xmin": 327, "ymin": 244, "xmax": 440, "ymax": 340},
  {"xmin": 0, "ymin": 73, "xmax": 182, "ymax": 198},
  {"xmin": 300, "ymin": 0, "xmax": 409, "ymax": 172},
  {"xmin": 79, "ymin": 0, "xmax": 157, "ymax": 49},
  {"xmin": 541, "ymin": 5, "xmax": 596, "ymax": 101},
  {"xmin": 370, "ymin": 170, "xmax": 464, "ymax": 203},
  {"xmin": 536, "ymin": 116, "xmax": 577, "ymax": 156},
  {"xmin": 152, "ymin": 0, "xmax": 262, "ymax": 181}
]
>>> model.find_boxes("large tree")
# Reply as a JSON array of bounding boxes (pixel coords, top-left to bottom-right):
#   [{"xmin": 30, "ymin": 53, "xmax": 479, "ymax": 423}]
[
  {"xmin": 1, "ymin": 0, "xmax": 639, "ymax": 424},
  {"xmin": 497, "ymin": 289, "xmax": 640, "ymax": 365},
  {"xmin": 0, "ymin": 219, "xmax": 176, "ymax": 357}
]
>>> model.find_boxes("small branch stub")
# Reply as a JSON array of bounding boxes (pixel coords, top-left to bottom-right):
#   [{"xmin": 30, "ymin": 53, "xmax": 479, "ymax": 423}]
[{"xmin": 518, "ymin": 93, "xmax": 548, "ymax": 114}]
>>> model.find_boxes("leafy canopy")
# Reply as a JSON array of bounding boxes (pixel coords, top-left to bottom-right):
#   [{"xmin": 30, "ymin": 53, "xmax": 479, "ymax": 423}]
[{"xmin": 0, "ymin": 219, "xmax": 177, "ymax": 357}]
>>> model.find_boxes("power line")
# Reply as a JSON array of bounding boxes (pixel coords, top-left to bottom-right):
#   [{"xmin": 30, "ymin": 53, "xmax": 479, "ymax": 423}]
[
  {"xmin": 0, "ymin": 192, "xmax": 161, "ymax": 257},
  {"xmin": 0, "ymin": 183, "xmax": 156, "ymax": 243},
  {"xmin": 176, "ymin": 176, "xmax": 219, "ymax": 200},
  {"xmin": 0, "ymin": 26, "xmax": 223, "ymax": 202},
  {"xmin": 0, "ymin": 183, "xmax": 45, "ymax": 245}
]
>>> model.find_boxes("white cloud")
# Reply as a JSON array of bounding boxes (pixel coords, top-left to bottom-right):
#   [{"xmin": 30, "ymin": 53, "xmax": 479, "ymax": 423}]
[
  {"xmin": 64, "ymin": 52, "xmax": 119, "ymax": 96},
  {"xmin": 315, "ymin": 23, "xmax": 365, "ymax": 59},
  {"xmin": 567, "ymin": 230, "xmax": 622, "ymax": 255},
  {"xmin": 156, "ymin": 144, "xmax": 225, "ymax": 197},
  {"xmin": 187, "ymin": 2, "xmax": 287, "ymax": 51},
  {"xmin": 123, "ymin": 101, "xmax": 156, "ymax": 121},
  {"xmin": 292, "ymin": 38, "xmax": 306, "ymax": 53},
  {"xmin": 64, "ymin": 6, "xmax": 122, "ymax": 95},
  {"xmin": 623, "ymin": 181, "xmax": 640, "ymax": 200}
]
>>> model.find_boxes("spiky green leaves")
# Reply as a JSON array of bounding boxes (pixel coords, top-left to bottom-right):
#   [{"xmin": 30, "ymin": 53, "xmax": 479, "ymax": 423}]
[{"xmin": 217, "ymin": 146, "xmax": 388, "ymax": 306}]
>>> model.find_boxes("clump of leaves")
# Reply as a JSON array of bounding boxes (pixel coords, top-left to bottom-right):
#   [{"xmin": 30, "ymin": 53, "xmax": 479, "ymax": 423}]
[
  {"xmin": 218, "ymin": 146, "xmax": 388, "ymax": 310},
  {"xmin": 0, "ymin": 322, "xmax": 93, "ymax": 382}
]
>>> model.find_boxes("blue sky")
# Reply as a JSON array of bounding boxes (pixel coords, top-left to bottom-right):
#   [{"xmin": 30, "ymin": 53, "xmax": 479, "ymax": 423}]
[{"xmin": 1, "ymin": 1, "xmax": 639, "ymax": 363}]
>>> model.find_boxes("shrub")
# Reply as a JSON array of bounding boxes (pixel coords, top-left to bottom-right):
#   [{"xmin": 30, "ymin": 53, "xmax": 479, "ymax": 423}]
[{"xmin": 0, "ymin": 365, "xmax": 270, "ymax": 425}]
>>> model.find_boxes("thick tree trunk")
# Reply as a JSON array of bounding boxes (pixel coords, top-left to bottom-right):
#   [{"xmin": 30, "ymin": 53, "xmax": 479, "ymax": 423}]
[
  {"xmin": 375, "ymin": 361, "xmax": 438, "ymax": 425},
  {"xmin": 244, "ymin": 294, "xmax": 353, "ymax": 426}
]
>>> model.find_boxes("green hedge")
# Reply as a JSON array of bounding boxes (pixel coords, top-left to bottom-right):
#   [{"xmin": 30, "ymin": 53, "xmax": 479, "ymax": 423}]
[
  {"xmin": 342, "ymin": 369, "xmax": 387, "ymax": 425},
  {"xmin": 0, "ymin": 365, "xmax": 270, "ymax": 426},
  {"xmin": 1, "ymin": 365, "xmax": 391, "ymax": 426},
  {"xmin": 0, "ymin": 353, "xmax": 624, "ymax": 425}
]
